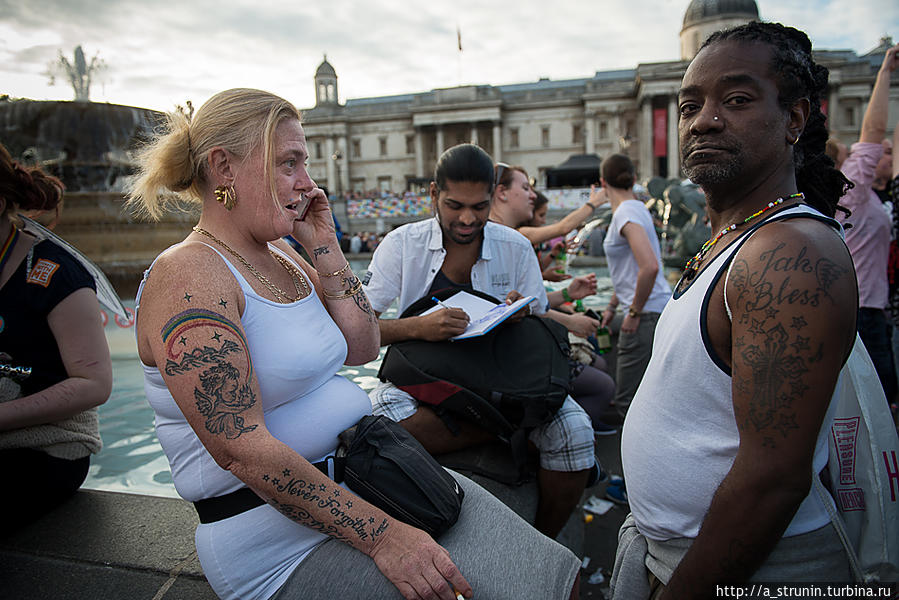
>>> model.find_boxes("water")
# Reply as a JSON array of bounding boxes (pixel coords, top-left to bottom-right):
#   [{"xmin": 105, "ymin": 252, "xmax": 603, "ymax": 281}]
[{"xmin": 83, "ymin": 260, "xmax": 617, "ymax": 498}]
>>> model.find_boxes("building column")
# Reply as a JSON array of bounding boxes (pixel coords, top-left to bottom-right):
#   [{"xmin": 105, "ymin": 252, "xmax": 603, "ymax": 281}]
[
  {"xmin": 617, "ymin": 114, "xmax": 628, "ymax": 152},
  {"xmin": 326, "ymin": 137, "xmax": 337, "ymax": 192},
  {"xmin": 584, "ymin": 112, "xmax": 595, "ymax": 155},
  {"xmin": 470, "ymin": 123, "xmax": 479, "ymax": 146},
  {"xmin": 338, "ymin": 136, "xmax": 349, "ymax": 193},
  {"xmin": 414, "ymin": 129, "xmax": 424, "ymax": 178},
  {"xmin": 492, "ymin": 122, "xmax": 502, "ymax": 162},
  {"xmin": 667, "ymin": 95, "xmax": 680, "ymax": 178},
  {"xmin": 828, "ymin": 88, "xmax": 840, "ymax": 131},
  {"xmin": 435, "ymin": 126, "xmax": 445, "ymax": 156},
  {"xmin": 640, "ymin": 99, "xmax": 654, "ymax": 179}
]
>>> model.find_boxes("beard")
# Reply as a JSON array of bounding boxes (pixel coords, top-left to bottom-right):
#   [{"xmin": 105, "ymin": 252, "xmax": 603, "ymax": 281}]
[
  {"xmin": 445, "ymin": 223, "xmax": 483, "ymax": 245},
  {"xmin": 681, "ymin": 139, "xmax": 744, "ymax": 187}
]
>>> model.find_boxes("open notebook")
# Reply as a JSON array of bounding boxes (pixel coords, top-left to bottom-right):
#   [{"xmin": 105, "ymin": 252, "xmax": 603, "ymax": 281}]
[{"xmin": 420, "ymin": 290, "xmax": 536, "ymax": 340}]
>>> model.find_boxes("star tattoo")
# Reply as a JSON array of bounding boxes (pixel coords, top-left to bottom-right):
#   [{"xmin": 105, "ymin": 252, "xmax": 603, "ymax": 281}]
[
  {"xmin": 211, "ymin": 332, "xmax": 222, "ymax": 342},
  {"xmin": 183, "ymin": 292, "xmax": 192, "ymax": 302},
  {"xmin": 219, "ymin": 298, "xmax": 228, "ymax": 309}
]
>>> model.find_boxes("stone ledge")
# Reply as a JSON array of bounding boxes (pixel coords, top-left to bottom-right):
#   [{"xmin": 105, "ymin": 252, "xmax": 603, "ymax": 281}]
[{"xmin": 0, "ymin": 489, "xmax": 216, "ymax": 600}]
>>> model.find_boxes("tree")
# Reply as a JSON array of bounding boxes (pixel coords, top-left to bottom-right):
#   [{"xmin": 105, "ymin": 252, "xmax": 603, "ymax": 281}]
[{"xmin": 45, "ymin": 45, "xmax": 106, "ymax": 102}]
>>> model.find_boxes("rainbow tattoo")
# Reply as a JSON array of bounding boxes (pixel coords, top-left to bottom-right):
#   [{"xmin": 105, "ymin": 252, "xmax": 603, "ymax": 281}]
[{"xmin": 161, "ymin": 309, "xmax": 252, "ymax": 380}]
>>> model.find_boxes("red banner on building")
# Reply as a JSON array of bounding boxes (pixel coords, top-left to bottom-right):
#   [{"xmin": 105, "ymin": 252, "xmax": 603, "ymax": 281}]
[{"xmin": 653, "ymin": 108, "xmax": 667, "ymax": 157}]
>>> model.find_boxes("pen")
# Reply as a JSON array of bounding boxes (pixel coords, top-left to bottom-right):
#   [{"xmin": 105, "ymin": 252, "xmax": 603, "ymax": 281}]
[{"xmin": 432, "ymin": 296, "xmax": 453, "ymax": 310}]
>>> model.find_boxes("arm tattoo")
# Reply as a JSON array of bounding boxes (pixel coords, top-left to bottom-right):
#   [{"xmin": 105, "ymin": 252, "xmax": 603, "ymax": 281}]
[
  {"xmin": 313, "ymin": 246, "xmax": 330, "ymax": 257},
  {"xmin": 353, "ymin": 288, "xmax": 376, "ymax": 322},
  {"xmin": 727, "ymin": 244, "xmax": 846, "ymax": 446},
  {"xmin": 263, "ymin": 472, "xmax": 389, "ymax": 543},
  {"xmin": 160, "ymin": 309, "xmax": 257, "ymax": 439},
  {"xmin": 340, "ymin": 274, "xmax": 375, "ymax": 321},
  {"xmin": 730, "ymin": 243, "xmax": 848, "ymax": 311}
]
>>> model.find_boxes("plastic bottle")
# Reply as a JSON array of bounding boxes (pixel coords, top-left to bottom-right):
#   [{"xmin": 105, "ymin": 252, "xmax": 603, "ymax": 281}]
[
  {"xmin": 596, "ymin": 326, "xmax": 612, "ymax": 354},
  {"xmin": 554, "ymin": 248, "xmax": 567, "ymax": 275}
]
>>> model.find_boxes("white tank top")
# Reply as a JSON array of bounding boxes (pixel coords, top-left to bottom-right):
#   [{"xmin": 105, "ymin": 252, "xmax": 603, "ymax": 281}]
[
  {"xmin": 621, "ymin": 205, "xmax": 840, "ymax": 541},
  {"xmin": 137, "ymin": 242, "xmax": 372, "ymax": 600}
]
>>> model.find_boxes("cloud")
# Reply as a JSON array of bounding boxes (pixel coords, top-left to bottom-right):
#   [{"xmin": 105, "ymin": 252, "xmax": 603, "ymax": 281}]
[{"xmin": 0, "ymin": 0, "xmax": 895, "ymax": 111}]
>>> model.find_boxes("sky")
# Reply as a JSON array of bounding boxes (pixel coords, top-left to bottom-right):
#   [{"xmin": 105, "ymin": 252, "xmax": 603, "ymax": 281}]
[{"xmin": 1, "ymin": 0, "xmax": 897, "ymax": 114}]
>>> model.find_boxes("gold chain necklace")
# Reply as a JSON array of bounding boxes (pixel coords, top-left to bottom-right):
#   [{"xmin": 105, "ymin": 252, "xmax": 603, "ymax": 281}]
[{"xmin": 192, "ymin": 226, "xmax": 309, "ymax": 303}]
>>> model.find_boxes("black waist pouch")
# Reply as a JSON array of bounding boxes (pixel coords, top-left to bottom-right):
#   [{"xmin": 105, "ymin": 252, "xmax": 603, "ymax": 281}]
[{"xmin": 337, "ymin": 415, "xmax": 464, "ymax": 538}]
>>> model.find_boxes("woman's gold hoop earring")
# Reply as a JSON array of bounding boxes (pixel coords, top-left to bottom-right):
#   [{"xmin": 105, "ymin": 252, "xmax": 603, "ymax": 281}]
[
  {"xmin": 214, "ymin": 185, "xmax": 237, "ymax": 211},
  {"xmin": 790, "ymin": 135, "xmax": 801, "ymax": 146}
]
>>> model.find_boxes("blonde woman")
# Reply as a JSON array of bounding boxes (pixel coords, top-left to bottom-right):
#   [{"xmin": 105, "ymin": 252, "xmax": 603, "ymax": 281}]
[{"xmin": 129, "ymin": 89, "xmax": 580, "ymax": 600}]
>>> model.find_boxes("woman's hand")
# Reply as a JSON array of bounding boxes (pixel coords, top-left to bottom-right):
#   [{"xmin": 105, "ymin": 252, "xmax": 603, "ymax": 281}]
[
  {"xmin": 542, "ymin": 264, "xmax": 571, "ymax": 282},
  {"xmin": 370, "ymin": 521, "xmax": 472, "ymax": 600},
  {"xmin": 291, "ymin": 187, "xmax": 336, "ymax": 246},
  {"xmin": 621, "ymin": 313, "xmax": 640, "ymax": 334},
  {"xmin": 601, "ymin": 308, "xmax": 616, "ymax": 329},
  {"xmin": 566, "ymin": 313, "xmax": 601, "ymax": 338},
  {"xmin": 566, "ymin": 274, "xmax": 597, "ymax": 300},
  {"xmin": 589, "ymin": 184, "xmax": 608, "ymax": 207}
]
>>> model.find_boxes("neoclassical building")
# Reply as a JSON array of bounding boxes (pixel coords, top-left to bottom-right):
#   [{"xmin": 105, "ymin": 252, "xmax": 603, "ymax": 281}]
[{"xmin": 302, "ymin": 0, "xmax": 897, "ymax": 195}]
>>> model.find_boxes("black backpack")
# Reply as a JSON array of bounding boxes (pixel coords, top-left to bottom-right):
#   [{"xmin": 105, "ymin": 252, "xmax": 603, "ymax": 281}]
[{"xmin": 377, "ymin": 289, "xmax": 572, "ymax": 481}]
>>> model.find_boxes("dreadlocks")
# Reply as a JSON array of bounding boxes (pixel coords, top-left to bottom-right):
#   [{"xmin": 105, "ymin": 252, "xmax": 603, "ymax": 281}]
[{"xmin": 702, "ymin": 22, "xmax": 853, "ymax": 218}]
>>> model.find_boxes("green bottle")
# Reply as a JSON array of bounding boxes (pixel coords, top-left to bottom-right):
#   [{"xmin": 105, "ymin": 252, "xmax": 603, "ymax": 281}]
[{"xmin": 596, "ymin": 326, "xmax": 612, "ymax": 354}]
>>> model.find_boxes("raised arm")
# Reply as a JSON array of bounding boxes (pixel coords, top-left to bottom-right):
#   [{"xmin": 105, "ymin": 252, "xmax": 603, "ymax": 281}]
[
  {"xmin": 859, "ymin": 44, "xmax": 898, "ymax": 144},
  {"xmin": 0, "ymin": 287, "xmax": 111, "ymax": 430},
  {"xmin": 288, "ymin": 188, "xmax": 379, "ymax": 365},
  {"xmin": 137, "ymin": 250, "xmax": 470, "ymax": 600},
  {"xmin": 661, "ymin": 221, "xmax": 857, "ymax": 597},
  {"xmin": 893, "ymin": 122, "xmax": 899, "ymax": 179},
  {"xmin": 517, "ymin": 202, "xmax": 597, "ymax": 245}
]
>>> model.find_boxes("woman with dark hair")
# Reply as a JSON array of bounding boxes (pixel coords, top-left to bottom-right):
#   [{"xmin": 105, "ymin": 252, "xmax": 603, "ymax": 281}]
[
  {"xmin": 0, "ymin": 143, "xmax": 112, "ymax": 529},
  {"xmin": 596, "ymin": 154, "xmax": 672, "ymax": 421}
]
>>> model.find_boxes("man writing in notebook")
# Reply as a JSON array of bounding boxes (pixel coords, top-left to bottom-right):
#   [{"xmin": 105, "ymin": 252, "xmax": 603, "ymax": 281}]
[{"xmin": 362, "ymin": 143, "xmax": 596, "ymax": 538}]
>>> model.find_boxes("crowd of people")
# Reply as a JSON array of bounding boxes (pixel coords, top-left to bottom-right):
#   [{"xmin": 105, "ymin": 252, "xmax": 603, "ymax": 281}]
[{"xmin": 2, "ymin": 18, "xmax": 898, "ymax": 600}]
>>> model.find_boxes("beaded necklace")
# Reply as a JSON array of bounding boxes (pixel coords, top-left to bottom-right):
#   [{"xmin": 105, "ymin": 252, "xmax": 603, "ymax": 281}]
[
  {"xmin": 682, "ymin": 192, "xmax": 804, "ymax": 281},
  {"xmin": 0, "ymin": 226, "xmax": 20, "ymax": 276},
  {"xmin": 192, "ymin": 226, "xmax": 309, "ymax": 303}
]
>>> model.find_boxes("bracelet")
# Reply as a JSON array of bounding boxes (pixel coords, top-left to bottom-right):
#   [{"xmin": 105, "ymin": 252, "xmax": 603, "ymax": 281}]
[
  {"xmin": 317, "ymin": 262, "xmax": 351, "ymax": 278},
  {"xmin": 322, "ymin": 279, "xmax": 363, "ymax": 299},
  {"xmin": 586, "ymin": 202, "xmax": 597, "ymax": 211},
  {"xmin": 627, "ymin": 306, "xmax": 641, "ymax": 318},
  {"xmin": 604, "ymin": 305, "xmax": 617, "ymax": 313},
  {"xmin": 561, "ymin": 287, "xmax": 573, "ymax": 303}
]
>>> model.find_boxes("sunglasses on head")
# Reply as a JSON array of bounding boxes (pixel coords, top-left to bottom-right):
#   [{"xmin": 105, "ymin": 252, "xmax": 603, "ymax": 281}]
[{"xmin": 494, "ymin": 162, "xmax": 510, "ymax": 187}]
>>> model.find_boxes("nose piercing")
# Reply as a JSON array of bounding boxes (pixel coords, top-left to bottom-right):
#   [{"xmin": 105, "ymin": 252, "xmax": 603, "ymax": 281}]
[{"xmin": 713, "ymin": 116, "xmax": 719, "ymax": 121}]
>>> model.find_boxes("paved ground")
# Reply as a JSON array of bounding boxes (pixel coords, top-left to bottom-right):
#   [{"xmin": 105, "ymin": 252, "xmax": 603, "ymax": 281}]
[{"xmin": 580, "ymin": 428, "xmax": 628, "ymax": 599}]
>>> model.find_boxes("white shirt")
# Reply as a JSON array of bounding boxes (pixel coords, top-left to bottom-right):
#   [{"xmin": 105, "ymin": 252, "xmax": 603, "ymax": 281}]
[
  {"xmin": 363, "ymin": 218, "xmax": 549, "ymax": 315},
  {"xmin": 622, "ymin": 205, "xmax": 836, "ymax": 541},
  {"xmin": 603, "ymin": 199, "xmax": 671, "ymax": 314}
]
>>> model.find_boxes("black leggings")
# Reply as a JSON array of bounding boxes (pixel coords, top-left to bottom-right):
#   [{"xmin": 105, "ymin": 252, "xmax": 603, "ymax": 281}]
[
  {"xmin": 570, "ymin": 355, "xmax": 616, "ymax": 429},
  {"xmin": 0, "ymin": 448, "xmax": 90, "ymax": 533}
]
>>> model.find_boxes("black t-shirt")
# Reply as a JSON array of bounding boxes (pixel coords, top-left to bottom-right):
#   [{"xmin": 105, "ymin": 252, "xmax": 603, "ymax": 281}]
[{"xmin": 0, "ymin": 239, "xmax": 96, "ymax": 397}]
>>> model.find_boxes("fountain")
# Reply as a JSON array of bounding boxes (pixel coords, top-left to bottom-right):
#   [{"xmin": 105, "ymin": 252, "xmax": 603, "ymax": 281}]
[{"xmin": 0, "ymin": 98, "xmax": 196, "ymax": 297}]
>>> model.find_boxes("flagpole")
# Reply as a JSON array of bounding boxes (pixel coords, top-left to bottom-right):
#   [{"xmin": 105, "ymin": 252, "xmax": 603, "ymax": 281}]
[{"xmin": 456, "ymin": 24, "xmax": 463, "ymax": 86}]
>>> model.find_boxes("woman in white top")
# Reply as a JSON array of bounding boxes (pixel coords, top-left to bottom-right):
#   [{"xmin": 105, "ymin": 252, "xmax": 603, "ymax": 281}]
[
  {"xmin": 129, "ymin": 88, "xmax": 580, "ymax": 600},
  {"xmin": 595, "ymin": 154, "xmax": 672, "ymax": 419}
]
